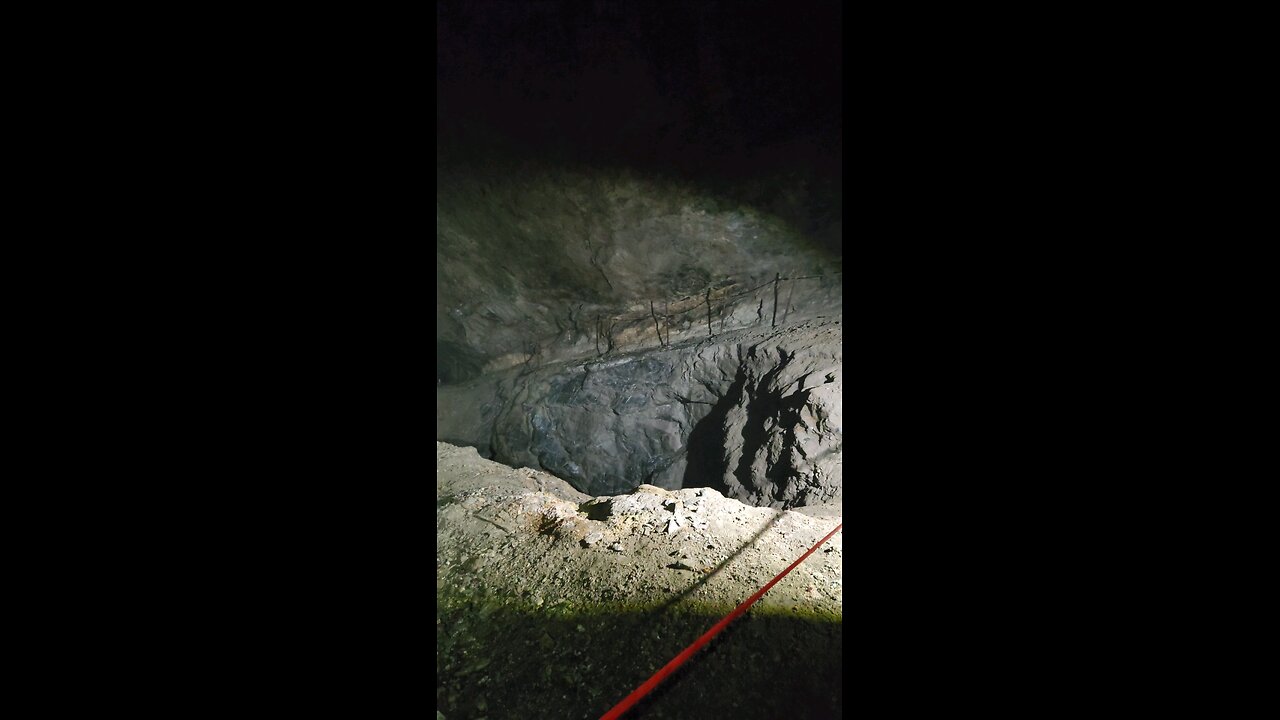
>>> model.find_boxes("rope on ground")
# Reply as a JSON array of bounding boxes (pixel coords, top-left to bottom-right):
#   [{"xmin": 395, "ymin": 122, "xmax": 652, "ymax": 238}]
[{"xmin": 598, "ymin": 520, "xmax": 843, "ymax": 720}]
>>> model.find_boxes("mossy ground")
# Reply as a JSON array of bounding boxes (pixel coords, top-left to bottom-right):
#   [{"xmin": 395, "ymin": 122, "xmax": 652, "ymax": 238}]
[{"xmin": 438, "ymin": 586, "xmax": 841, "ymax": 720}]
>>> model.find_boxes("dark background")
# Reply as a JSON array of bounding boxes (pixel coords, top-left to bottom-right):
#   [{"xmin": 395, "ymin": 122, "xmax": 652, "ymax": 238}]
[
  {"xmin": 437, "ymin": 0, "xmax": 840, "ymax": 166},
  {"xmin": 437, "ymin": 0, "xmax": 843, "ymax": 253}
]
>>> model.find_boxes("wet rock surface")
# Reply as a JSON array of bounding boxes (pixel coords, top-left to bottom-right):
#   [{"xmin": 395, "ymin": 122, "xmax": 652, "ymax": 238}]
[
  {"xmin": 436, "ymin": 441, "xmax": 842, "ymax": 720},
  {"xmin": 438, "ymin": 318, "xmax": 841, "ymax": 509}
]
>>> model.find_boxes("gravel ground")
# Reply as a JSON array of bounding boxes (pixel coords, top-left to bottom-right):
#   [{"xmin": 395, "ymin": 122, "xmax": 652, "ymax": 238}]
[{"xmin": 437, "ymin": 441, "xmax": 843, "ymax": 719}]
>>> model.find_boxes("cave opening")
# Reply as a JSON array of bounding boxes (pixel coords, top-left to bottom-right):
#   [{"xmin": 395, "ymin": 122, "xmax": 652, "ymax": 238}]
[{"xmin": 437, "ymin": 1, "xmax": 842, "ymax": 717}]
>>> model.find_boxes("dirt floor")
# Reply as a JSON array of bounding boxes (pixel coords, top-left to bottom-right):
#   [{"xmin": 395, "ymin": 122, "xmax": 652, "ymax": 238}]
[{"xmin": 436, "ymin": 441, "xmax": 843, "ymax": 719}]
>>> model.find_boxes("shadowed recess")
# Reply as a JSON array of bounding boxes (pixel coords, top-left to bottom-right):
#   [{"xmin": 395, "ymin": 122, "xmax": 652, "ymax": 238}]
[{"xmin": 436, "ymin": 593, "xmax": 842, "ymax": 720}]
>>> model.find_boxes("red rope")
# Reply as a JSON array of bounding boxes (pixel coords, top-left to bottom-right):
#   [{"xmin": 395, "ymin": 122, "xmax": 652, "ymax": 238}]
[{"xmin": 599, "ymin": 521, "xmax": 843, "ymax": 720}]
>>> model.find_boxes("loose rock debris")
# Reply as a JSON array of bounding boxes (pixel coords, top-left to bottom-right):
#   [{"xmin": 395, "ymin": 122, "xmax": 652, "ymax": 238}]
[{"xmin": 437, "ymin": 441, "xmax": 842, "ymax": 720}]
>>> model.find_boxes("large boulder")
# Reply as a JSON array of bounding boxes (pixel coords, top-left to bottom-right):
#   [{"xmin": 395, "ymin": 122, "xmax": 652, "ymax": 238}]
[{"xmin": 438, "ymin": 318, "xmax": 841, "ymax": 509}]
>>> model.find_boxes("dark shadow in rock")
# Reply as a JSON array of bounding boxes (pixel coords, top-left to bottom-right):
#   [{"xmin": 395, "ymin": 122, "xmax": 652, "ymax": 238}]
[
  {"xmin": 437, "ymin": 339, "xmax": 486, "ymax": 385},
  {"xmin": 579, "ymin": 500, "xmax": 612, "ymax": 521},
  {"xmin": 729, "ymin": 362, "xmax": 788, "ymax": 496},
  {"xmin": 680, "ymin": 365, "xmax": 748, "ymax": 495},
  {"xmin": 682, "ymin": 359, "xmax": 812, "ymax": 506},
  {"xmin": 753, "ymin": 389, "xmax": 810, "ymax": 506}
]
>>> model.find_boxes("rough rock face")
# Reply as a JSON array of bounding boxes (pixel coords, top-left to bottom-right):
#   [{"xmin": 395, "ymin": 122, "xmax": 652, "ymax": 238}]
[
  {"xmin": 438, "ymin": 318, "xmax": 842, "ymax": 509},
  {"xmin": 436, "ymin": 161, "xmax": 841, "ymax": 383},
  {"xmin": 436, "ymin": 0, "xmax": 843, "ymax": 517},
  {"xmin": 684, "ymin": 333, "xmax": 843, "ymax": 509}
]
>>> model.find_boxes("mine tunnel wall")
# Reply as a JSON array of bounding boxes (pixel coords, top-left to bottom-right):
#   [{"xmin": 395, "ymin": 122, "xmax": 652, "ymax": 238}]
[{"xmin": 437, "ymin": 319, "xmax": 842, "ymax": 509}]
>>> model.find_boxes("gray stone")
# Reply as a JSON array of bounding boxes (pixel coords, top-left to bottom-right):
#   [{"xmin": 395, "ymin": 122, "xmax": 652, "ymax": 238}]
[
  {"xmin": 435, "ymin": 98, "xmax": 843, "ymax": 524},
  {"xmin": 439, "ymin": 321, "xmax": 842, "ymax": 510},
  {"xmin": 435, "ymin": 165, "xmax": 839, "ymax": 385}
]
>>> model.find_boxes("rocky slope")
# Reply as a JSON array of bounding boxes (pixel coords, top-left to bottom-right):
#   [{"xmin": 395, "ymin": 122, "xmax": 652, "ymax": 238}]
[
  {"xmin": 436, "ymin": 161, "xmax": 841, "ymax": 384},
  {"xmin": 435, "ymin": 0, "xmax": 843, "ymax": 515},
  {"xmin": 436, "ymin": 441, "xmax": 843, "ymax": 720},
  {"xmin": 438, "ymin": 317, "xmax": 841, "ymax": 509}
]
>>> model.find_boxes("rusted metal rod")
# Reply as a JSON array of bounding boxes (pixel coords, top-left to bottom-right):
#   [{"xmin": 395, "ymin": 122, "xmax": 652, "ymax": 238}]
[
  {"xmin": 772, "ymin": 273, "xmax": 780, "ymax": 328},
  {"xmin": 705, "ymin": 289, "xmax": 713, "ymax": 337}
]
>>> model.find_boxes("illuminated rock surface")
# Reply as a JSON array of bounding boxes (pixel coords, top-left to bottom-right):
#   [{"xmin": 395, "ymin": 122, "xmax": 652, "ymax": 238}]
[{"xmin": 436, "ymin": 441, "xmax": 842, "ymax": 720}]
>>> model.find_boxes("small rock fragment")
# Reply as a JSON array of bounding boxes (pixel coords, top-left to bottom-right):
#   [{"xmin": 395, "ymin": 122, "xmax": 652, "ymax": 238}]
[
  {"xmin": 609, "ymin": 543, "xmax": 623, "ymax": 552},
  {"xmin": 582, "ymin": 531, "xmax": 604, "ymax": 546}
]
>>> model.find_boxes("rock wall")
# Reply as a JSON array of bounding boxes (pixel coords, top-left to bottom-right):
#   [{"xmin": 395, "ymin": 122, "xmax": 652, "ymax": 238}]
[
  {"xmin": 436, "ymin": 162, "xmax": 841, "ymax": 384},
  {"xmin": 437, "ymin": 318, "xmax": 842, "ymax": 509}
]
